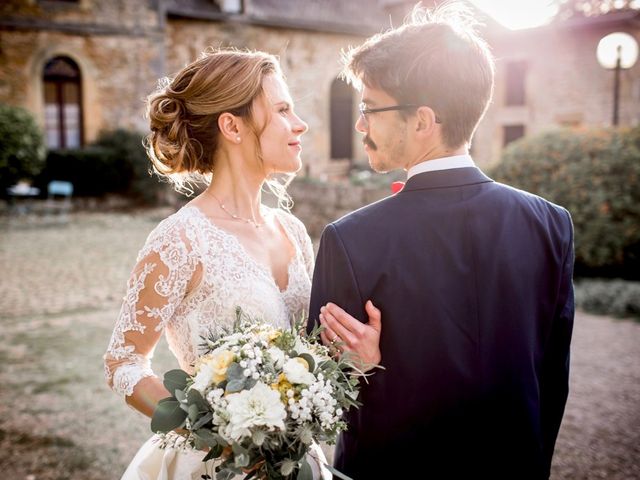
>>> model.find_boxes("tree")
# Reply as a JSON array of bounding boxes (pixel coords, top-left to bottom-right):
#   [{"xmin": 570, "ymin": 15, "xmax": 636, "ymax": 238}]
[{"xmin": 0, "ymin": 104, "xmax": 46, "ymax": 196}]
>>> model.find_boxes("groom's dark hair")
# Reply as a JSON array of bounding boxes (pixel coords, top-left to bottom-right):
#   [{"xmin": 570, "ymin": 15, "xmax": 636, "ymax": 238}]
[{"xmin": 342, "ymin": 2, "xmax": 495, "ymax": 149}]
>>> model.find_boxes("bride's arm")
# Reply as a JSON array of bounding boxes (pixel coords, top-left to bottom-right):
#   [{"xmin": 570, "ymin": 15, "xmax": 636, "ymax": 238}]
[{"xmin": 103, "ymin": 227, "xmax": 201, "ymax": 419}]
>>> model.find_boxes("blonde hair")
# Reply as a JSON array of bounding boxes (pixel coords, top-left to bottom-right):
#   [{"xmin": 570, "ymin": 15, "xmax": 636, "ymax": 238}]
[
  {"xmin": 342, "ymin": 2, "xmax": 495, "ymax": 149},
  {"xmin": 145, "ymin": 47, "xmax": 293, "ymax": 208}
]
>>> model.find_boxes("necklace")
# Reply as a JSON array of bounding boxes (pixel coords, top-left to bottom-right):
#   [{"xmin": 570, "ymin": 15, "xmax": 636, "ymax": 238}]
[{"xmin": 205, "ymin": 190, "xmax": 264, "ymax": 228}]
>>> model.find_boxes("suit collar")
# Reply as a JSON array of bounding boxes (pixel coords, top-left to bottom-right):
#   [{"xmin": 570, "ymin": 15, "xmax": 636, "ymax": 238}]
[{"xmin": 401, "ymin": 166, "xmax": 493, "ymax": 192}]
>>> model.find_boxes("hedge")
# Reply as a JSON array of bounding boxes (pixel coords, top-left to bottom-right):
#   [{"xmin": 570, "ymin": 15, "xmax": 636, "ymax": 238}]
[{"xmin": 490, "ymin": 127, "xmax": 640, "ymax": 279}]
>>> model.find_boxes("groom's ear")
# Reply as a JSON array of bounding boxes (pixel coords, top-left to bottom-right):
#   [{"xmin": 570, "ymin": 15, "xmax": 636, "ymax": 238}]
[{"xmin": 414, "ymin": 106, "xmax": 439, "ymax": 136}]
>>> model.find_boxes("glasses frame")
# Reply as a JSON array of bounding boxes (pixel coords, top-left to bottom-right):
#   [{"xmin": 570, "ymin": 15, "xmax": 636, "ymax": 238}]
[{"xmin": 358, "ymin": 103, "xmax": 442, "ymax": 125}]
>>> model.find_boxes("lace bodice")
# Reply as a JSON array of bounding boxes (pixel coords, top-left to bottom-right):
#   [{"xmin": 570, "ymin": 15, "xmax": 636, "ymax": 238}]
[{"xmin": 104, "ymin": 205, "xmax": 314, "ymax": 397}]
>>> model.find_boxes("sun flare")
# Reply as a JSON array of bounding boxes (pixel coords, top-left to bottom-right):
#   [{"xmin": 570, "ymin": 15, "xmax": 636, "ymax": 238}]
[{"xmin": 469, "ymin": 0, "xmax": 559, "ymax": 30}]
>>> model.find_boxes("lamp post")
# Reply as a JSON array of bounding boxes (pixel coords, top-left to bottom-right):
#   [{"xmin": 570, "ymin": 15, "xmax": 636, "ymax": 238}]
[{"xmin": 597, "ymin": 32, "xmax": 639, "ymax": 126}]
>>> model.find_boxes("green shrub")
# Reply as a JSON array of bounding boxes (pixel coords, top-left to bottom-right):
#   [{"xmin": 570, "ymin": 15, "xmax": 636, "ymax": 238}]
[
  {"xmin": 575, "ymin": 279, "xmax": 640, "ymax": 319},
  {"xmin": 0, "ymin": 103, "xmax": 46, "ymax": 195},
  {"xmin": 35, "ymin": 129, "xmax": 166, "ymax": 203},
  {"xmin": 93, "ymin": 129, "xmax": 165, "ymax": 204},
  {"xmin": 490, "ymin": 127, "xmax": 640, "ymax": 279},
  {"xmin": 36, "ymin": 147, "xmax": 126, "ymax": 197}
]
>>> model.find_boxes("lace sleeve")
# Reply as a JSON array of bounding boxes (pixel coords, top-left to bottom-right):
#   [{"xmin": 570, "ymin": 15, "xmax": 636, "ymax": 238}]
[{"xmin": 103, "ymin": 219, "xmax": 201, "ymax": 397}]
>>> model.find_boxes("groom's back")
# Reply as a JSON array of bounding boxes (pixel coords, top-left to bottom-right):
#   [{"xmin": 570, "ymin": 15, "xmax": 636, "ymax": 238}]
[{"xmin": 309, "ymin": 168, "xmax": 574, "ymax": 479}]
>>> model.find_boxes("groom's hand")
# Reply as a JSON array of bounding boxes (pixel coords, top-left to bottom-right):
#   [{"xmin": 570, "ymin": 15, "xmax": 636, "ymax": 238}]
[{"xmin": 319, "ymin": 300, "xmax": 382, "ymax": 372}]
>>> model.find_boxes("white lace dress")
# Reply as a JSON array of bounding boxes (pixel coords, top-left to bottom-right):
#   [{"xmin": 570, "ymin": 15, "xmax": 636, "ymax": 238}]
[{"xmin": 104, "ymin": 205, "xmax": 330, "ymax": 480}]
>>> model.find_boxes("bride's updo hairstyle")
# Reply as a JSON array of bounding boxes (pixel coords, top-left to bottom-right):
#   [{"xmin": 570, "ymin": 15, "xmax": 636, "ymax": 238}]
[{"xmin": 145, "ymin": 47, "xmax": 286, "ymax": 198}]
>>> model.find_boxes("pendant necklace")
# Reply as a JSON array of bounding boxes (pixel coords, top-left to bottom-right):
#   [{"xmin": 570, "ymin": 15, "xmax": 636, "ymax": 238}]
[{"xmin": 205, "ymin": 190, "xmax": 264, "ymax": 229}]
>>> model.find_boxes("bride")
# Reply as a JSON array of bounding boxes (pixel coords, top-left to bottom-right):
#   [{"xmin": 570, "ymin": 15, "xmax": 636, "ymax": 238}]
[{"xmin": 103, "ymin": 48, "xmax": 381, "ymax": 480}]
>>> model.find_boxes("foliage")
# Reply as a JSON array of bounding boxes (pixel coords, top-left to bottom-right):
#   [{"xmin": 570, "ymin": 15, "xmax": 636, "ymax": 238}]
[
  {"xmin": 36, "ymin": 129, "xmax": 166, "ymax": 203},
  {"xmin": 93, "ymin": 129, "xmax": 165, "ymax": 204},
  {"xmin": 0, "ymin": 103, "xmax": 46, "ymax": 196},
  {"xmin": 36, "ymin": 147, "xmax": 126, "ymax": 197},
  {"xmin": 575, "ymin": 279, "xmax": 640, "ymax": 319},
  {"xmin": 151, "ymin": 308, "xmax": 363, "ymax": 480},
  {"xmin": 489, "ymin": 127, "xmax": 640, "ymax": 279}
]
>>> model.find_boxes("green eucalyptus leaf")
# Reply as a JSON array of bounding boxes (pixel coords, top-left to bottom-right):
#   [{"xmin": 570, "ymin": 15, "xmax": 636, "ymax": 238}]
[
  {"xmin": 192, "ymin": 412, "xmax": 213, "ymax": 430},
  {"xmin": 225, "ymin": 379, "xmax": 245, "ymax": 393},
  {"xmin": 150, "ymin": 399, "xmax": 187, "ymax": 433},
  {"xmin": 194, "ymin": 428, "xmax": 218, "ymax": 447},
  {"xmin": 163, "ymin": 369, "xmax": 189, "ymax": 393},
  {"xmin": 324, "ymin": 464, "xmax": 355, "ymax": 480},
  {"xmin": 298, "ymin": 353, "xmax": 315, "ymax": 373},
  {"xmin": 187, "ymin": 403, "xmax": 199, "ymax": 422},
  {"xmin": 234, "ymin": 453, "xmax": 250, "ymax": 468},
  {"xmin": 202, "ymin": 446, "xmax": 220, "ymax": 463},
  {"xmin": 296, "ymin": 458, "xmax": 313, "ymax": 480},
  {"xmin": 174, "ymin": 389, "xmax": 186, "ymax": 402},
  {"xmin": 245, "ymin": 377, "xmax": 258, "ymax": 390},
  {"xmin": 226, "ymin": 363, "xmax": 244, "ymax": 381},
  {"xmin": 187, "ymin": 388, "xmax": 209, "ymax": 411}
]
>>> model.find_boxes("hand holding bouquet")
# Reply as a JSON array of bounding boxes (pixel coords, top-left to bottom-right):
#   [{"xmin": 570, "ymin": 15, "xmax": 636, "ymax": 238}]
[{"xmin": 151, "ymin": 309, "xmax": 364, "ymax": 479}]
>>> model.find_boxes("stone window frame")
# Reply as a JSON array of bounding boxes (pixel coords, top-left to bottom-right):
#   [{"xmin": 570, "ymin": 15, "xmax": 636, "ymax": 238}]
[
  {"xmin": 29, "ymin": 48, "xmax": 98, "ymax": 149},
  {"xmin": 329, "ymin": 76, "xmax": 354, "ymax": 161},
  {"xmin": 43, "ymin": 55, "xmax": 84, "ymax": 149}
]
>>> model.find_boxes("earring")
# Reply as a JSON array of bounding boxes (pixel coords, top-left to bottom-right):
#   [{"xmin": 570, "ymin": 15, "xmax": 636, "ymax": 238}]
[{"xmin": 236, "ymin": 136, "xmax": 241, "ymax": 143}]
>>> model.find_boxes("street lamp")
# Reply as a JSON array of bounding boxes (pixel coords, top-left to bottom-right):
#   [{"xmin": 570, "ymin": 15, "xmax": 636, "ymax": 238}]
[{"xmin": 596, "ymin": 32, "xmax": 639, "ymax": 126}]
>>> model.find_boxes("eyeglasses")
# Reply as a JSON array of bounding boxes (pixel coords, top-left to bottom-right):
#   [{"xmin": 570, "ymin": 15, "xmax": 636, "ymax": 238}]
[{"xmin": 358, "ymin": 102, "xmax": 442, "ymax": 126}]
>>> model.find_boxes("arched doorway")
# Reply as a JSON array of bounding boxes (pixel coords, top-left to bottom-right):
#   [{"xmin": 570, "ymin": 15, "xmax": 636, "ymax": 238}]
[
  {"xmin": 43, "ymin": 56, "xmax": 84, "ymax": 149},
  {"xmin": 329, "ymin": 77, "xmax": 354, "ymax": 161}
]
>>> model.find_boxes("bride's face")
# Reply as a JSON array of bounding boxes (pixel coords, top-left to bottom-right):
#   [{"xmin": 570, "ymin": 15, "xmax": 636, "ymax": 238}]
[{"xmin": 252, "ymin": 74, "xmax": 308, "ymax": 175}]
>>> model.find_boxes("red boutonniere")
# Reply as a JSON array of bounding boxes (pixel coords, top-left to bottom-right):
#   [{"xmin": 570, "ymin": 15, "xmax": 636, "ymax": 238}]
[{"xmin": 391, "ymin": 181, "xmax": 405, "ymax": 194}]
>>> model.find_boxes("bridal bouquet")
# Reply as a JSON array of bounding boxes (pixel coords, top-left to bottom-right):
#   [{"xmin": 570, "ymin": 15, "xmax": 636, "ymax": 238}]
[{"xmin": 151, "ymin": 309, "xmax": 362, "ymax": 480}]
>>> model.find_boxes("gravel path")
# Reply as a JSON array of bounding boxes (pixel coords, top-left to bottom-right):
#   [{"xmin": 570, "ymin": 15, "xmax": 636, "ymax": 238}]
[{"xmin": 0, "ymin": 211, "xmax": 638, "ymax": 479}]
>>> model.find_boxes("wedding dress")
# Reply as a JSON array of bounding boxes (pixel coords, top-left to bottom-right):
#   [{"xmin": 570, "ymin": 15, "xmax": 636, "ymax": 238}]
[{"xmin": 104, "ymin": 205, "xmax": 330, "ymax": 480}]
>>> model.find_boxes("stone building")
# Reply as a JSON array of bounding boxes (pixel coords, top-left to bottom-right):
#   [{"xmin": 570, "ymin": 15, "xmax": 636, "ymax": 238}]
[
  {"xmin": 474, "ymin": 7, "xmax": 640, "ymax": 167},
  {"xmin": 1, "ymin": 0, "xmax": 638, "ymax": 178},
  {"xmin": 0, "ymin": 0, "xmax": 420, "ymax": 179}
]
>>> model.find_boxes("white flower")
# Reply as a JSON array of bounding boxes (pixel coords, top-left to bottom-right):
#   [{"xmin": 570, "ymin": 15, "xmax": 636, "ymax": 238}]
[
  {"xmin": 266, "ymin": 347, "xmax": 285, "ymax": 367},
  {"xmin": 224, "ymin": 382, "xmax": 286, "ymax": 441},
  {"xmin": 283, "ymin": 358, "xmax": 315, "ymax": 385}
]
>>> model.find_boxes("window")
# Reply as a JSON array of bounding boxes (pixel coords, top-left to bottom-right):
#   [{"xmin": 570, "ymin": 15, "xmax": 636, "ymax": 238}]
[
  {"xmin": 329, "ymin": 78, "xmax": 353, "ymax": 160},
  {"xmin": 43, "ymin": 56, "xmax": 83, "ymax": 149},
  {"xmin": 503, "ymin": 125, "xmax": 525, "ymax": 147},
  {"xmin": 505, "ymin": 60, "xmax": 527, "ymax": 106}
]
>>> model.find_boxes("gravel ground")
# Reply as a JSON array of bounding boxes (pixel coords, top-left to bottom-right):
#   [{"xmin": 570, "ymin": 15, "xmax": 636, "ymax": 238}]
[{"xmin": 0, "ymin": 210, "xmax": 638, "ymax": 479}]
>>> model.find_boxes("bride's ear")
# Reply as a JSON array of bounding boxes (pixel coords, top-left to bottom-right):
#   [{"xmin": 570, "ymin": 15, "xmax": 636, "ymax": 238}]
[{"xmin": 218, "ymin": 113, "xmax": 243, "ymax": 144}]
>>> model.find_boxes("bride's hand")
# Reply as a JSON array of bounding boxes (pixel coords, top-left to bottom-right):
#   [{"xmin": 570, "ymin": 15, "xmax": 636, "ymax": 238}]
[{"xmin": 319, "ymin": 300, "xmax": 382, "ymax": 371}]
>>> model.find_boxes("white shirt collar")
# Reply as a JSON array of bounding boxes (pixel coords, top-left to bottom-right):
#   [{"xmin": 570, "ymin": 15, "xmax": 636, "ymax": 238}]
[{"xmin": 406, "ymin": 154, "xmax": 476, "ymax": 181}]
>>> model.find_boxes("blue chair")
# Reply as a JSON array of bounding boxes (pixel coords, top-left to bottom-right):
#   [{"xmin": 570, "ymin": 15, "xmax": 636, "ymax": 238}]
[
  {"xmin": 44, "ymin": 180, "xmax": 73, "ymax": 220},
  {"xmin": 48, "ymin": 180, "xmax": 74, "ymax": 198}
]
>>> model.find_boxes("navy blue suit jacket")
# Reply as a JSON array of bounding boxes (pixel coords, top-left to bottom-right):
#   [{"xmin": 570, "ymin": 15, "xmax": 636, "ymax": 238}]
[{"xmin": 308, "ymin": 167, "xmax": 574, "ymax": 479}]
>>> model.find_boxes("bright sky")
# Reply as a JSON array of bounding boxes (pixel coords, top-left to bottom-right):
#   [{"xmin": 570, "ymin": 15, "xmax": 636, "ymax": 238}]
[{"xmin": 468, "ymin": 0, "xmax": 559, "ymax": 30}]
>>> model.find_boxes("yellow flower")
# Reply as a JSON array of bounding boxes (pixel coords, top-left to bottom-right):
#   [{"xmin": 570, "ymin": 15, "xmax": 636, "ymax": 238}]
[
  {"xmin": 271, "ymin": 373, "xmax": 294, "ymax": 402},
  {"xmin": 268, "ymin": 330, "xmax": 281, "ymax": 342},
  {"xmin": 195, "ymin": 349, "xmax": 235, "ymax": 387}
]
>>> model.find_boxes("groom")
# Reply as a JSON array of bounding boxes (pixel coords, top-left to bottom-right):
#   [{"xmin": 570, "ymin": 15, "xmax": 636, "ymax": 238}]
[{"xmin": 307, "ymin": 4, "xmax": 574, "ymax": 480}]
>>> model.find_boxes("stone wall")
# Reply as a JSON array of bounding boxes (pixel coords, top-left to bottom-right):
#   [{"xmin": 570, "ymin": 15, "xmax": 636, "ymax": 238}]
[
  {"xmin": 474, "ymin": 23, "xmax": 640, "ymax": 166},
  {"xmin": 287, "ymin": 179, "xmax": 389, "ymax": 240},
  {"xmin": 0, "ymin": 0, "xmax": 164, "ymax": 143},
  {"xmin": 0, "ymin": 0, "xmax": 368, "ymax": 177}
]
